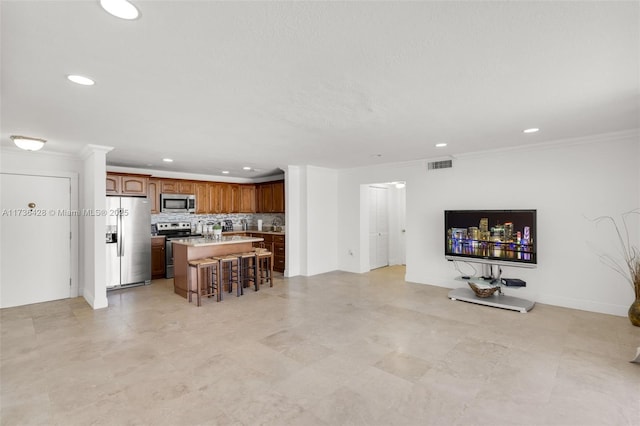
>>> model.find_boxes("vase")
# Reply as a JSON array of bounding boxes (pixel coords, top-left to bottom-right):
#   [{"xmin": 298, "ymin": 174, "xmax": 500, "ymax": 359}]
[{"xmin": 629, "ymin": 299, "xmax": 640, "ymax": 327}]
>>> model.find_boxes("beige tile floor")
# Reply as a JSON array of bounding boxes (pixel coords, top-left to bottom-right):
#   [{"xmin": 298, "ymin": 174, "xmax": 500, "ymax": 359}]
[{"xmin": 1, "ymin": 266, "xmax": 639, "ymax": 425}]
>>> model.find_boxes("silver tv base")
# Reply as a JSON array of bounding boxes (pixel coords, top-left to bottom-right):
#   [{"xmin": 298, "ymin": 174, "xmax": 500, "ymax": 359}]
[{"xmin": 448, "ymin": 287, "xmax": 535, "ymax": 313}]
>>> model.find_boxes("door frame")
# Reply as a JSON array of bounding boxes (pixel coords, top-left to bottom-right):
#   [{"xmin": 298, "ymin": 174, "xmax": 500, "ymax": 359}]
[{"xmin": 1, "ymin": 169, "xmax": 79, "ymax": 298}]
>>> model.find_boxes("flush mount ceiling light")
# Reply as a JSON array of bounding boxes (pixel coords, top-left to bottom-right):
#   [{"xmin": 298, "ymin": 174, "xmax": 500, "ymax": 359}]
[
  {"xmin": 67, "ymin": 75, "xmax": 95, "ymax": 86},
  {"xmin": 523, "ymin": 128, "xmax": 540, "ymax": 134},
  {"xmin": 100, "ymin": 0, "xmax": 139, "ymax": 20},
  {"xmin": 10, "ymin": 135, "xmax": 46, "ymax": 151},
  {"xmin": 221, "ymin": 171, "xmax": 230, "ymax": 174},
  {"xmin": 242, "ymin": 166, "xmax": 252, "ymax": 170},
  {"xmin": 162, "ymin": 158, "xmax": 173, "ymax": 163},
  {"xmin": 435, "ymin": 143, "xmax": 448, "ymax": 148}
]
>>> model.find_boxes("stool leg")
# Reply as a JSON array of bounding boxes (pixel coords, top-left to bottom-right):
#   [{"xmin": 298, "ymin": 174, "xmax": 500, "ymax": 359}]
[
  {"xmin": 237, "ymin": 257, "xmax": 243, "ymax": 297},
  {"xmin": 188, "ymin": 265, "xmax": 193, "ymax": 303},
  {"xmin": 196, "ymin": 265, "xmax": 202, "ymax": 307},
  {"xmin": 253, "ymin": 256, "xmax": 259, "ymax": 291},
  {"xmin": 214, "ymin": 262, "xmax": 222, "ymax": 302}
]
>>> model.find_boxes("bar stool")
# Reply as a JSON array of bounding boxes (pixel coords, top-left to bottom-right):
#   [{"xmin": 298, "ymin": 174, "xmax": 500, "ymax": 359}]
[
  {"xmin": 213, "ymin": 255, "xmax": 241, "ymax": 298},
  {"xmin": 238, "ymin": 251, "xmax": 259, "ymax": 292},
  {"xmin": 254, "ymin": 244, "xmax": 273, "ymax": 288},
  {"xmin": 187, "ymin": 258, "xmax": 219, "ymax": 307}
]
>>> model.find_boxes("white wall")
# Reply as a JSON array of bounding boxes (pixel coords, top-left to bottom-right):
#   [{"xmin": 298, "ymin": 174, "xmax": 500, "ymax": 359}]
[
  {"xmin": 0, "ymin": 148, "xmax": 81, "ymax": 300},
  {"xmin": 306, "ymin": 166, "xmax": 339, "ymax": 275},
  {"xmin": 336, "ymin": 131, "xmax": 639, "ymax": 316}
]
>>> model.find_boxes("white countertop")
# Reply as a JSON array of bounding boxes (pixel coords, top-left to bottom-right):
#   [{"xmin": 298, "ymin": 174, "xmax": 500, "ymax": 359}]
[{"xmin": 170, "ymin": 235, "xmax": 263, "ymax": 247}]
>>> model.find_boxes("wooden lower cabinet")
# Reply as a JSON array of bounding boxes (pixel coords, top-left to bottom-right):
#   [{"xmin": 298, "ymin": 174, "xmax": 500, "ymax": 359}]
[
  {"xmin": 252, "ymin": 233, "xmax": 285, "ymax": 273},
  {"xmin": 151, "ymin": 236, "xmax": 166, "ymax": 279},
  {"xmin": 272, "ymin": 234, "xmax": 285, "ymax": 272}
]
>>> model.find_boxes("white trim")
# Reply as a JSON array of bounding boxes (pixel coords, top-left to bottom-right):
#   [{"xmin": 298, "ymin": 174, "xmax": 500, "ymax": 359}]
[
  {"xmin": 0, "ymin": 169, "xmax": 80, "ymax": 300},
  {"xmin": 106, "ymin": 165, "xmax": 285, "ymax": 184},
  {"xmin": 79, "ymin": 144, "xmax": 114, "ymax": 160},
  {"xmin": 451, "ymin": 129, "xmax": 639, "ymax": 161}
]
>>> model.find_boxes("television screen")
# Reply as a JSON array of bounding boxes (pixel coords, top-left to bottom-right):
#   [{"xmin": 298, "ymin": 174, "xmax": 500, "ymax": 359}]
[{"xmin": 444, "ymin": 209, "xmax": 537, "ymax": 266}]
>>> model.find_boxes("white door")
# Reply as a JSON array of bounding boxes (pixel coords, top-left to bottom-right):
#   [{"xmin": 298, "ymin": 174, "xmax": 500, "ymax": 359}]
[
  {"xmin": 1, "ymin": 174, "xmax": 71, "ymax": 308},
  {"xmin": 369, "ymin": 186, "xmax": 389, "ymax": 270}
]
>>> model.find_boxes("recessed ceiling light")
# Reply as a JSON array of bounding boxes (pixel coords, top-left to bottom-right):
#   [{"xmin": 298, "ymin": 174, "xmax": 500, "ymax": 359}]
[
  {"xmin": 395, "ymin": 182, "xmax": 406, "ymax": 189},
  {"xmin": 67, "ymin": 75, "xmax": 95, "ymax": 86},
  {"xmin": 523, "ymin": 128, "xmax": 540, "ymax": 134},
  {"xmin": 162, "ymin": 158, "xmax": 173, "ymax": 163},
  {"xmin": 222, "ymin": 171, "xmax": 230, "ymax": 174},
  {"xmin": 435, "ymin": 143, "xmax": 447, "ymax": 148},
  {"xmin": 100, "ymin": 0, "xmax": 139, "ymax": 20},
  {"xmin": 242, "ymin": 166, "xmax": 252, "ymax": 170}
]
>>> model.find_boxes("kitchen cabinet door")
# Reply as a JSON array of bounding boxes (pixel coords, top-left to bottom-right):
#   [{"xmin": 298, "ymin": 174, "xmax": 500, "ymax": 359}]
[
  {"xmin": 121, "ymin": 175, "xmax": 147, "ymax": 195},
  {"xmin": 148, "ymin": 179, "xmax": 161, "ymax": 214},
  {"xmin": 151, "ymin": 237, "xmax": 165, "ymax": 279},
  {"xmin": 272, "ymin": 181, "xmax": 285, "ymax": 212},
  {"xmin": 195, "ymin": 183, "xmax": 210, "ymax": 214},
  {"xmin": 177, "ymin": 181, "xmax": 195, "ymax": 194},
  {"xmin": 261, "ymin": 184, "xmax": 273, "ymax": 213},
  {"xmin": 106, "ymin": 174, "xmax": 120, "ymax": 195},
  {"xmin": 229, "ymin": 184, "xmax": 240, "ymax": 213},
  {"xmin": 160, "ymin": 179, "xmax": 178, "ymax": 193},
  {"xmin": 106, "ymin": 173, "xmax": 148, "ymax": 196},
  {"xmin": 209, "ymin": 183, "xmax": 223, "ymax": 213},
  {"xmin": 240, "ymin": 185, "xmax": 256, "ymax": 213}
]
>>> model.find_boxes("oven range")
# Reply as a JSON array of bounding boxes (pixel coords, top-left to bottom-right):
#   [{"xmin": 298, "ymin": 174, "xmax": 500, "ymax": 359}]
[{"xmin": 156, "ymin": 222, "xmax": 201, "ymax": 279}]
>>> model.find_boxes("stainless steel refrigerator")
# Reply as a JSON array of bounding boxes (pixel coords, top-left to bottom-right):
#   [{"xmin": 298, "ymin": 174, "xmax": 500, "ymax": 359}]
[{"xmin": 105, "ymin": 197, "xmax": 151, "ymax": 289}]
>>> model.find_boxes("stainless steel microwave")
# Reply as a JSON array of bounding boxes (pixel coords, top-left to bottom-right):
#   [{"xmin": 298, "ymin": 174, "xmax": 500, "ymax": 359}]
[{"xmin": 160, "ymin": 193, "xmax": 196, "ymax": 213}]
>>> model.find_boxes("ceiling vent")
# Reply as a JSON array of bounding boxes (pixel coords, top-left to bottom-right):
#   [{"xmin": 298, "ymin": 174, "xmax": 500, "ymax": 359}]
[{"xmin": 427, "ymin": 159, "xmax": 453, "ymax": 170}]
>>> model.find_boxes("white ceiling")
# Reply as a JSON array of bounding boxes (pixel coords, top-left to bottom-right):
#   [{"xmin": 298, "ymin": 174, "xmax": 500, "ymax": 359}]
[{"xmin": 2, "ymin": 1, "xmax": 638, "ymax": 178}]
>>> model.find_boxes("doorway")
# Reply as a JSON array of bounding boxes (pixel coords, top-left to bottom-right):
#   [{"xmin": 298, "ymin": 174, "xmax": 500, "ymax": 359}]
[
  {"xmin": 1, "ymin": 173, "xmax": 72, "ymax": 308},
  {"xmin": 367, "ymin": 182, "xmax": 406, "ymax": 271}
]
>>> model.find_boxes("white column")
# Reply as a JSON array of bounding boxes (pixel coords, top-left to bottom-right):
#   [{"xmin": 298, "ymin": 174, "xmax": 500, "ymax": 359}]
[
  {"xmin": 285, "ymin": 165, "xmax": 305, "ymax": 277},
  {"xmin": 80, "ymin": 144, "xmax": 113, "ymax": 309}
]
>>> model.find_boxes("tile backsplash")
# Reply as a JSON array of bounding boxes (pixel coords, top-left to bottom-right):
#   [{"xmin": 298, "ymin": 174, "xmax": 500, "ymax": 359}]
[{"xmin": 151, "ymin": 212, "xmax": 285, "ymax": 230}]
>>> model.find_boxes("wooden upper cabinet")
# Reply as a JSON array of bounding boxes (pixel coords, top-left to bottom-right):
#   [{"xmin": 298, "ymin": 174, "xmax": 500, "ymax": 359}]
[
  {"xmin": 219, "ymin": 184, "xmax": 233, "ymax": 213},
  {"xmin": 272, "ymin": 181, "xmax": 285, "ymax": 212},
  {"xmin": 106, "ymin": 174, "xmax": 120, "ymax": 195},
  {"xmin": 121, "ymin": 176, "xmax": 147, "ymax": 195},
  {"xmin": 261, "ymin": 184, "xmax": 273, "ymax": 213},
  {"xmin": 106, "ymin": 173, "xmax": 148, "ymax": 196},
  {"xmin": 229, "ymin": 184, "xmax": 241, "ymax": 213},
  {"xmin": 195, "ymin": 182, "xmax": 210, "ymax": 214},
  {"xmin": 148, "ymin": 178, "xmax": 161, "ymax": 214},
  {"xmin": 209, "ymin": 183, "xmax": 223, "ymax": 213},
  {"xmin": 240, "ymin": 185, "xmax": 256, "ymax": 213},
  {"xmin": 177, "ymin": 181, "xmax": 194, "ymax": 194},
  {"xmin": 160, "ymin": 179, "xmax": 178, "ymax": 193},
  {"xmin": 159, "ymin": 179, "xmax": 194, "ymax": 194}
]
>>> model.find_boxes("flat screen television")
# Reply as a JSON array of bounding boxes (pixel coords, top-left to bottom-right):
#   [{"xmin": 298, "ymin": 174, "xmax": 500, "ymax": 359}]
[{"xmin": 444, "ymin": 209, "xmax": 537, "ymax": 267}]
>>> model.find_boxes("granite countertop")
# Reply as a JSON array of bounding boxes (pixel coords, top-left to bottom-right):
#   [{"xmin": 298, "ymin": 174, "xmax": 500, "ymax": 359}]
[
  {"xmin": 224, "ymin": 230, "xmax": 285, "ymax": 236},
  {"xmin": 170, "ymin": 235, "xmax": 264, "ymax": 247}
]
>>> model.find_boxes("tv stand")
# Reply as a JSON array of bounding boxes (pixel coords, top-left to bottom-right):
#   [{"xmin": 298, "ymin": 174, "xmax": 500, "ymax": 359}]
[{"xmin": 448, "ymin": 277, "xmax": 535, "ymax": 313}]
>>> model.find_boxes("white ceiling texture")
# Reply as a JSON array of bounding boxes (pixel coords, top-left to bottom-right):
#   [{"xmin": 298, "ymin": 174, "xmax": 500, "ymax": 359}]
[{"xmin": 1, "ymin": 1, "xmax": 638, "ymax": 178}]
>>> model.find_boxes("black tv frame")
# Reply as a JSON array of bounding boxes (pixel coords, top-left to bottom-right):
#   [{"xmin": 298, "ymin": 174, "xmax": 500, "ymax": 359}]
[{"xmin": 444, "ymin": 209, "xmax": 537, "ymax": 268}]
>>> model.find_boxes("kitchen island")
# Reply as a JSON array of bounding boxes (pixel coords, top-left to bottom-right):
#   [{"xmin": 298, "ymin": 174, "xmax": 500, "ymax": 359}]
[{"xmin": 171, "ymin": 235, "xmax": 263, "ymax": 298}]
